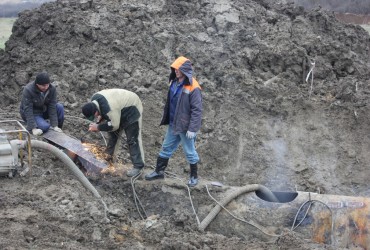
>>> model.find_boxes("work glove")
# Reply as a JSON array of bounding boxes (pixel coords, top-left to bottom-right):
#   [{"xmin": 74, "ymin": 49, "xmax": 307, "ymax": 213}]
[
  {"xmin": 186, "ymin": 131, "xmax": 196, "ymax": 139},
  {"xmin": 88, "ymin": 123, "xmax": 99, "ymax": 132},
  {"xmin": 32, "ymin": 128, "xmax": 43, "ymax": 136},
  {"xmin": 51, "ymin": 126, "xmax": 63, "ymax": 133}
]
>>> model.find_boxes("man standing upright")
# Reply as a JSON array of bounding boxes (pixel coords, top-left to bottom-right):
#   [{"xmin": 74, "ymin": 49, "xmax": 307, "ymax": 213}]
[
  {"xmin": 145, "ymin": 56, "xmax": 202, "ymax": 187},
  {"xmin": 20, "ymin": 72, "xmax": 64, "ymax": 136},
  {"xmin": 81, "ymin": 89, "xmax": 145, "ymax": 177}
]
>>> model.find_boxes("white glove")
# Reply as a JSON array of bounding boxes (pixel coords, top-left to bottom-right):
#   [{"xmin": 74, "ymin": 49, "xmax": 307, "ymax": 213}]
[
  {"xmin": 186, "ymin": 131, "xmax": 196, "ymax": 139},
  {"xmin": 32, "ymin": 128, "xmax": 43, "ymax": 136},
  {"xmin": 51, "ymin": 126, "xmax": 63, "ymax": 133}
]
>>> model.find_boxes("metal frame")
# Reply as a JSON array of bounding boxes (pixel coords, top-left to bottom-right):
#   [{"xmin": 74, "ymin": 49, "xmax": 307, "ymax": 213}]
[{"xmin": 0, "ymin": 120, "xmax": 32, "ymax": 170}]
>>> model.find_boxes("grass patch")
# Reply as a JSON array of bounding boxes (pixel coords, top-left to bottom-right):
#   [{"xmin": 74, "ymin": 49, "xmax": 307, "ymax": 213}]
[
  {"xmin": 0, "ymin": 17, "xmax": 17, "ymax": 50},
  {"xmin": 360, "ymin": 24, "xmax": 370, "ymax": 35}
]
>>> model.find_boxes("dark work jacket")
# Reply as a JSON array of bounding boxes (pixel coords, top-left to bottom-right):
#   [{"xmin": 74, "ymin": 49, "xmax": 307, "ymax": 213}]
[{"xmin": 19, "ymin": 81, "xmax": 58, "ymax": 131}]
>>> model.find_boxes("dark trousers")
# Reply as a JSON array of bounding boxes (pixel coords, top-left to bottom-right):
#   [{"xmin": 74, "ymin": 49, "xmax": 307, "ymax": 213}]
[{"xmin": 105, "ymin": 121, "xmax": 144, "ymax": 169}]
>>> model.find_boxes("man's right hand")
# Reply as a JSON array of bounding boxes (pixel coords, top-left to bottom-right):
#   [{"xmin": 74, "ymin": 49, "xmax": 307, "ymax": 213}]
[
  {"xmin": 32, "ymin": 128, "xmax": 43, "ymax": 136},
  {"xmin": 89, "ymin": 123, "xmax": 99, "ymax": 131}
]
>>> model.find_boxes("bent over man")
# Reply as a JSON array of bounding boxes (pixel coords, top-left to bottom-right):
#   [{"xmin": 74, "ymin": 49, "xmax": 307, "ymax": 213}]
[
  {"xmin": 81, "ymin": 89, "xmax": 145, "ymax": 177},
  {"xmin": 20, "ymin": 72, "xmax": 64, "ymax": 136},
  {"xmin": 145, "ymin": 56, "xmax": 202, "ymax": 187}
]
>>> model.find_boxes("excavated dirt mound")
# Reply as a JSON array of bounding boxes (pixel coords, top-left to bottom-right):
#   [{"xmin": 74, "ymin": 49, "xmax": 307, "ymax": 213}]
[{"xmin": 0, "ymin": 0, "xmax": 370, "ymax": 249}]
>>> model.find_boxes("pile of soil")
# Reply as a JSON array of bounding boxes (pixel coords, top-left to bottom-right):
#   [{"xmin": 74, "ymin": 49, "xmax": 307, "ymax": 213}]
[{"xmin": 0, "ymin": 0, "xmax": 369, "ymax": 249}]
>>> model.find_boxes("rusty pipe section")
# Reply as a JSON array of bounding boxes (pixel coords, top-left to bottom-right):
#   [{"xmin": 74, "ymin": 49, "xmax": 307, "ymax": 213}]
[
  {"xmin": 199, "ymin": 184, "xmax": 278, "ymax": 231},
  {"xmin": 11, "ymin": 139, "xmax": 102, "ymax": 199}
]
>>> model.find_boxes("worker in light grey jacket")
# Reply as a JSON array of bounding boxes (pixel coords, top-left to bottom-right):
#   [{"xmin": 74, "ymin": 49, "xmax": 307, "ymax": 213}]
[{"xmin": 81, "ymin": 89, "xmax": 145, "ymax": 177}]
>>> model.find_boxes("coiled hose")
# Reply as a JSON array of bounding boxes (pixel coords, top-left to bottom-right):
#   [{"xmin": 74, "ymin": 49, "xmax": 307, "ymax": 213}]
[
  {"xmin": 199, "ymin": 184, "xmax": 278, "ymax": 231},
  {"xmin": 11, "ymin": 139, "xmax": 101, "ymax": 199}
]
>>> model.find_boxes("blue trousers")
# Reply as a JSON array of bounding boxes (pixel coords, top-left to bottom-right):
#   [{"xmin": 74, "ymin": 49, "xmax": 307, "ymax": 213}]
[
  {"xmin": 24, "ymin": 103, "xmax": 65, "ymax": 132},
  {"xmin": 159, "ymin": 126, "xmax": 199, "ymax": 164}
]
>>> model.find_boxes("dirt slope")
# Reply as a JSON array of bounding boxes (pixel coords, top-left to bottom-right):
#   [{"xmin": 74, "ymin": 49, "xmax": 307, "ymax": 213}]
[{"xmin": 0, "ymin": 0, "xmax": 370, "ymax": 249}]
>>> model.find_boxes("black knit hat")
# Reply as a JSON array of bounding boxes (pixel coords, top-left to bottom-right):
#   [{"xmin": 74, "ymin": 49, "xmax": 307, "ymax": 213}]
[
  {"xmin": 82, "ymin": 102, "xmax": 97, "ymax": 121},
  {"xmin": 35, "ymin": 72, "xmax": 51, "ymax": 85}
]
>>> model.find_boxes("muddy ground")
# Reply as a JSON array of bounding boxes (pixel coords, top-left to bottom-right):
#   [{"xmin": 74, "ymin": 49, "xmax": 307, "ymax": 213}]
[{"xmin": 0, "ymin": 0, "xmax": 370, "ymax": 249}]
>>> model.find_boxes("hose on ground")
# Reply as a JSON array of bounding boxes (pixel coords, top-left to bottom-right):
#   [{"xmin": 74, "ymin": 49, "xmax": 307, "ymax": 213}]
[
  {"xmin": 199, "ymin": 184, "xmax": 278, "ymax": 231},
  {"xmin": 11, "ymin": 139, "xmax": 102, "ymax": 199}
]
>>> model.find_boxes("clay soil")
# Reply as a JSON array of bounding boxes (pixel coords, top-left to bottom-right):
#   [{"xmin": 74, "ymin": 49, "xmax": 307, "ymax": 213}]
[{"xmin": 0, "ymin": 0, "xmax": 370, "ymax": 249}]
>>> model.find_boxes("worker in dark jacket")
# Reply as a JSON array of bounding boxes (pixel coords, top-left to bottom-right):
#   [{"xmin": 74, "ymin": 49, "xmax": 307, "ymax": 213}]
[
  {"xmin": 145, "ymin": 56, "xmax": 202, "ymax": 187},
  {"xmin": 81, "ymin": 89, "xmax": 145, "ymax": 177},
  {"xmin": 20, "ymin": 72, "xmax": 64, "ymax": 136}
]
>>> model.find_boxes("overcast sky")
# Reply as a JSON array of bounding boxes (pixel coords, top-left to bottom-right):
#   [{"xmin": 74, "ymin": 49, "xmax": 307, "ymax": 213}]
[{"xmin": 0, "ymin": 0, "xmax": 51, "ymax": 3}]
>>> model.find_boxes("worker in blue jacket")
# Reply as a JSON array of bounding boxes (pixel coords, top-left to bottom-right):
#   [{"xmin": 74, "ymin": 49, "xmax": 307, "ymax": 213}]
[{"xmin": 145, "ymin": 56, "xmax": 202, "ymax": 187}]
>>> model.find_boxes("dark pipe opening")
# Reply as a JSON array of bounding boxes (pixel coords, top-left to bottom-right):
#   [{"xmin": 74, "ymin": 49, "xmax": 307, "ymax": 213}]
[{"xmin": 256, "ymin": 190, "xmax": 298, "ymax": 203}]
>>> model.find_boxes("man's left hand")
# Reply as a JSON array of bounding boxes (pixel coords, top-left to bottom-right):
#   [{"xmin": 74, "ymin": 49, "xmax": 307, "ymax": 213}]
[
  {"xmin": 89, "ymin": 123, "xmax": 99, "ymax": 132},
  {"xmin": 186, "ymin": 131, "xmax": 196, "ymax": 139}
]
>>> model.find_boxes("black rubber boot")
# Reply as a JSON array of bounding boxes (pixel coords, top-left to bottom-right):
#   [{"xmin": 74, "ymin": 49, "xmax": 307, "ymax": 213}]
[
  {"xmin": 145, "ymin": 156, "xmax": 169, "ymax": 181},
  {"xmin": 188, "ymin": 163, "xmax": 198, "ymax": 187}
]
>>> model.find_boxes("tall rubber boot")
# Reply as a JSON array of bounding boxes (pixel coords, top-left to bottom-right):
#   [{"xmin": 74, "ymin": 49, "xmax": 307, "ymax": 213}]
[
  {"xmin": 145, "ymin": 156, "xmax": 169, "ymax": 180},
  {"xmin": 58, "ymin": 121, "xmax": 64, "ymax": 129},
  {"xmin": 188, "ymin": 163, "xmax": 198, "ymax": 187}
]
